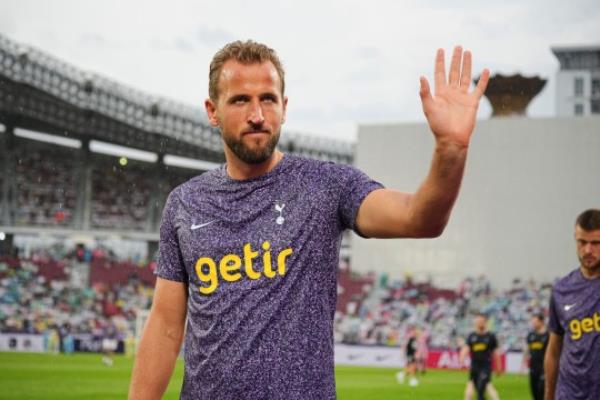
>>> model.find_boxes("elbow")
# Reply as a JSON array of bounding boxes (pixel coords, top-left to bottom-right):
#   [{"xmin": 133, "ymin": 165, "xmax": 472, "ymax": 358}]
[{"xmin": 412, "ymin": 223, "xmax": 446, "ymax": 238}]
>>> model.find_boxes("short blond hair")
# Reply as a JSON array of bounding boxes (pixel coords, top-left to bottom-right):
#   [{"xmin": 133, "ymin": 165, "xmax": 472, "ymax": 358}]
[{"xmin": 208, "ymin": 40, "xmax": 285, "ymax": 101}]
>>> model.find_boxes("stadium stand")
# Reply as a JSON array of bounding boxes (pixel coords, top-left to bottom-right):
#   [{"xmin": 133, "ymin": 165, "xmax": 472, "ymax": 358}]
[
  {"xmin": 1, "ymin": 244, "xmax": 550, "ymax": 355},
  {"xmin": 90, "ymin": 163, "xmax": 153, "ymax": 231},
  {"xmin": 13, "ymin": 143, "xmax": 78, "ymax": 227},
  {"xmin": 335, "ymin": 269, "xmax": 552, "ymax": 352},
  {"xmin": 0, "ymin": 249, "xmax": 154, "ymax": 339}
]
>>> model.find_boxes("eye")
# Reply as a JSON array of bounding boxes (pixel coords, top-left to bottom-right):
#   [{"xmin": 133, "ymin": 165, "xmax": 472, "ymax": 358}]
[
  {"xmin": 229, "ymin": 95, "xmax": 249, "ymax": 105},
  {"xmin": 261, "ymin": 94, "xmax": 277, "ymax": 103}
]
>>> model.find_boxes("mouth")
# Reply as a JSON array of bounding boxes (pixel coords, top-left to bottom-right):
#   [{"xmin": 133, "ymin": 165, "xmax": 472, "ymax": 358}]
[
  {"xmin": 242, "ymin": 129, "xmax": 271, "ymax": 136},
  {"xmin": 582, "ymin": 256, "xmax": 598, "ymax": 266}
]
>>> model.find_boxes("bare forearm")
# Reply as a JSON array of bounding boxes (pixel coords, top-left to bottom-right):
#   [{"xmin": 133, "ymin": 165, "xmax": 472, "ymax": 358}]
[
  {"xmin": 544, "ymin": 354, "xmax": 559, "ymax": 400},
  {"xmin": 459, "ymin": 346, "xmax": 469, "ymax": 366},
  {"xmin": 494, "ymin": 352, "xmax": 502, "ymax": 373},
  {"xmin": 408, "ymin": 139, "xmax": 468, "ymax": 236},
  {"xmin": 129, "ymin": 316, "xmax": 184, "ymax": 399}
]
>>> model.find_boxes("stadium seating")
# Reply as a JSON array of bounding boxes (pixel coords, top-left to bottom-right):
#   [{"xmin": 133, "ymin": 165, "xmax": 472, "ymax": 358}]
[
  {"xmin": 335, "ymin": 271, "xmax": 552, "ymax": 352},
  {"xmin": 13, "ymin": 145, "xmax": 78, "ymax": 227},
  {"xmin": 1, "ymin": 246, "xmax": 551, "ymax": 352},
  {"xmin": 0, "ymin": 251, "xmax": 154, "ymax": 338},
  {"xmin": 90, "ymin": 164, "xmax": 152, "ymax": 231}
]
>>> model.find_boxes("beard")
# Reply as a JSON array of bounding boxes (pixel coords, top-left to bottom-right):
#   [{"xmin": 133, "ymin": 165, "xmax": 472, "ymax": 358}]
[
  {"xmin": 223, "ymin": 129, "xmax": 280, "ymax": 164},
  {"xmin": 579, "ymin": 254, "xmax": 600, "ymax": 272}
]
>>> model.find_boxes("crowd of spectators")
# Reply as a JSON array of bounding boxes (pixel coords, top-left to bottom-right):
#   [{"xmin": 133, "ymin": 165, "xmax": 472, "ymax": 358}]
[
  {"xmin": 13, "ymin": 146, "xmax": 78, "ymax": 227},
  {"xmin": 2, "ymin": 245, "xmax": 553, "ymax": 354},
  {"xmin": 90, "ymin": 164, "xmax": 153, "ymax": 231},
  {"xmin": 4, "ymin": 140, "xmax": 197, "ymax": 231},
  {"xmin": 0, "ymin": 246, "xmax": 155, "ymax": 343},
  {"xmin": 334, "ymin": 268, "xmax": 553, "ymax": 352}
]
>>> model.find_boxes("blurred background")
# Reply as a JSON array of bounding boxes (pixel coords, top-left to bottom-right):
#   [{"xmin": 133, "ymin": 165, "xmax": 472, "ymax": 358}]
[{"xmin": 0, "ymin": 0, "xmax": 599, "ymax": 398}]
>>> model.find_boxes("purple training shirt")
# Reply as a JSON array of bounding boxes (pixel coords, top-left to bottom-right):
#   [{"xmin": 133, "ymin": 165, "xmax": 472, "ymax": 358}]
[
  {"xmin": 549, "ymin": 268, "xmax": 600, "ymax": 399},
  {"xmin": 156, "ymin": 154, "xmax": 383, "ymax": 399}
]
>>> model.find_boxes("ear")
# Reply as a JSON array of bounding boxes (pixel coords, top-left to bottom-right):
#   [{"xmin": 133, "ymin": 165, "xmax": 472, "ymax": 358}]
[
  {"xmin": 204, "ymin": 98, "xmax": 219, "ymax": 127},
  {"xmin": 282, "ymin": 96, "xmax": 288, "ymax": 124}
]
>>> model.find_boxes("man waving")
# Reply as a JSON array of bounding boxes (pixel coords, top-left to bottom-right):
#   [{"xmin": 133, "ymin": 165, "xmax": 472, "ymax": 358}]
[{"xmin": 129, "ymin": 40, "xmax": 489, "ymax": 400}]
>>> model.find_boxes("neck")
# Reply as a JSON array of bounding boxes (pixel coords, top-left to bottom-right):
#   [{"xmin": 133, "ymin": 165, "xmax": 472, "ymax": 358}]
[
  {"xmin": 580, "ymin": 264, "xmax": 600, "ymax": 280},
  {"xmin": 225, "ymin": 150, "xmax": 283, "ymax": 181},
  {"xmin": 535, "ymin": 326, "xmax": 546, "ymax": 334}
]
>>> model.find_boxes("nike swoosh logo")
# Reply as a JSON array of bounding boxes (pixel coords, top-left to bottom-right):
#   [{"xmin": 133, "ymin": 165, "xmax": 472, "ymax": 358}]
[
  {"xmin": 564, "ymin": 303, "xmax": 576, "ymax": 311},
  {"xmin": 191, "ymin": 220, "xmax": 216, "ymax": 230}
]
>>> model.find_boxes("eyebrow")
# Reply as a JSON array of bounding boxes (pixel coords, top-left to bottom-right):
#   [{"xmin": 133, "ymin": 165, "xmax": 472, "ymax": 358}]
[
  {"xmin": 226, "ymin": 92, "xmax": 280, "ymax": 104},
  {"xmin": 227, "ymin": 94, "xmax": 250, "ymax": 104},
  {"xmin": 577, "ymin": 239, "xmax": 600, "ymax": 244},
  {"xmin": 259, "ymin": 93, "xmax": 279, "ymax": 102}
]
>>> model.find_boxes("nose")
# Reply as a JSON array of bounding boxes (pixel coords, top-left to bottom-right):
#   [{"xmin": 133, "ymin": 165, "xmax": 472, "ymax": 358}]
[{"xmin": 247, "ymin": 100, "xmax": 264, "ymax": 126}]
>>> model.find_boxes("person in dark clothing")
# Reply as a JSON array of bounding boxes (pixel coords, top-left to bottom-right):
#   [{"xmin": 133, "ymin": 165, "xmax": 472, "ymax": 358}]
[
  {"xmin": 522, "ymin": 313, "xmax": 548, "ymax": 400},
  {"xmin": 460, "ymin": 313, "xmax": 502, "ymax": 400}
]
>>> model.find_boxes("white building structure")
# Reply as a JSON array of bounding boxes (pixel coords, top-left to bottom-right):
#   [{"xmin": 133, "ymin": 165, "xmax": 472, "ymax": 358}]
[{"xmin": 552, "ymin": 45, "xmax": 600, "ymax": 117}]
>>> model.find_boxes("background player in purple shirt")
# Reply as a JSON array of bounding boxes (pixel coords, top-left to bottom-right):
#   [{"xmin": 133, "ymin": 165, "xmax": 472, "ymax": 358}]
[
  {"xmin": 128, "ymin": 40, "xmax": 490, "ymax": 399},
  {"xmin": 545, "ymin": 209, "xmax": 600, "ymax": 400}
]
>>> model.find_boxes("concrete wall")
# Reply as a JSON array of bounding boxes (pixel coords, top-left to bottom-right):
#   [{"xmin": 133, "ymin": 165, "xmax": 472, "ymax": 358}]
[{"xmin": 354, "ymin": 116, "xmax": 600, "ymax": 288}]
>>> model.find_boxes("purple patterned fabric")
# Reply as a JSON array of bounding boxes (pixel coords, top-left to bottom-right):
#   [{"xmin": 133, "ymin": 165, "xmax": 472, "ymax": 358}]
[
  {"xmin": 156, "ymin": 154, "xmax": 383, "ymax": 399},
  {"xmin": 549, "ymin": 268, "xmax": 600, "ymax": 399}
]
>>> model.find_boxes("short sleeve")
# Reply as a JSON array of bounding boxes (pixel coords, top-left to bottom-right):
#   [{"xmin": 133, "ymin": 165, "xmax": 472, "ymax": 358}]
[
  {"xmin": 548, "ymin": 292, "xmax": 564, "ymax": 336},
  {"xmin": 155, "ymin": 188, "xmax": 188, "ymax": 283},
  {"xmin": 490, "ymin": 334, "xmax": 498, "ymax": 351},
  {"xmin": 335, "ymin": 164, "xmax": 384, "ymax": 235}
]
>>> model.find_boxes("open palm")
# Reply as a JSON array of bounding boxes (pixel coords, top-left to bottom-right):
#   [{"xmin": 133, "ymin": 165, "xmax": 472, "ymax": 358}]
[{"xmin": 420, "ymin": 46, "xmax": 490, "ymax": 147}]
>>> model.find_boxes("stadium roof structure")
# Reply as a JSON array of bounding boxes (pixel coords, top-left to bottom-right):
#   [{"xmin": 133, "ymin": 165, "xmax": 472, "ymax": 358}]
[{"xmin": 0, "ymin": 34, "xmax": 353, "ymax": 164}]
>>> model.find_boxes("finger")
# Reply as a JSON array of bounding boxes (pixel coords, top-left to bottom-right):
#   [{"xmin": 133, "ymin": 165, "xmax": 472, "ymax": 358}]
[
  {"xmin": 474, "ymin": 68, "xmax": 490, "ymax": 98},
  {"xmin": 434, "ymin": 48, "xmax": 445, "ymax": 94},
  {"xmin": 460, "ymin": 50, "xmax": 472, "ymax": 92},
  {"xmin": 419, "ymin": 76, "xmax": 433, "ymax": 101},
  {"xmin": 449, "ymin": 45, "xmax": 463, "ymax": 86},
  {"xmin": 419, "ymin": 77, "xmax": 434, "ymax": 113}
]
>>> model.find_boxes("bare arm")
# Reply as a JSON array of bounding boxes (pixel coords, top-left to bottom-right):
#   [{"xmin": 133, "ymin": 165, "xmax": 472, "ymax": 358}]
[
  {"xmin": 459, "ymin": 344, "xmax": 470, "ymax": 367},
  {"xmin": 356, "ymin": 47, "xmax": 489, "ymax": 239},
  {"xmin": 493, "ymin": 349, "xmax": 503, "ymax": 375},
  {"xmin": 544, "ymin": 332, "xmax": 563, "ymax": 400},
  {"xmin": 521, "ymin": 342, "xmax": 530, "ymax": 371},
  {"xmin": 129, "ymin": 278, "xmax": 188, "ymax": 400}
]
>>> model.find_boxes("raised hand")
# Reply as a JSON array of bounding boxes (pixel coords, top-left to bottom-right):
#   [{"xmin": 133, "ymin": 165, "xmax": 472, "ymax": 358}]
[{"xmin": 419, "ymin": 46, "xmax": 489, "ymax": 147}]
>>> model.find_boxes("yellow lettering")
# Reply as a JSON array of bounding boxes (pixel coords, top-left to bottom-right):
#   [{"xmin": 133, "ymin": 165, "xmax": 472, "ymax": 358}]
[
  {"xmin": 581, "ymin": 318, "xmax": 594, "ymax": 333},
  {"xmin": 243, "ymin": 243, "xmax": 261, "ymax": 279},
  {"xmin": 277, "ymin": 248, "xmax": 293, "ymax": 276},
  {"xmin": 220, "ymin": 254, "xmax": 242, "ymax": 282},
  {"xmin": 194, "ymin": 242, "xmax": 295, "ymax": 295},
  {"xmin": 195, "ymin": 257, "xmax": 218, "ymax": 295},
  {"xmin": 262, "ymin": 241, "xmax": 275, "ymax": 278},
  {"xmin": 570, "ymin": 320, "xmax": 582, "ymax": 340},
  {"xmin": 473, "ymin": 343, "xmax": 487, "ymax": 352},
  {"xmin": 595, "ymin": 312, "xmax": 600, "ymax": 331}
]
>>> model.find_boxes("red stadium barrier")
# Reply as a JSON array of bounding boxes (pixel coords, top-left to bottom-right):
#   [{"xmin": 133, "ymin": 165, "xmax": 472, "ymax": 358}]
[{"xmin": 426, "ymin": 349, "xmax": 506, "ymax": 371}]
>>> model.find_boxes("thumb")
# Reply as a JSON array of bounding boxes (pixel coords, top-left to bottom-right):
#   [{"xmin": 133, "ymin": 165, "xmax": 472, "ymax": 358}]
[
  {"xmin": 419, "ymin": 76, "xmax": 434, "ymax": 114},
  {"xmin": 419, "ymin": 76, "xmax": 432, "ymax": 102}
]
